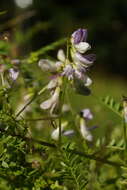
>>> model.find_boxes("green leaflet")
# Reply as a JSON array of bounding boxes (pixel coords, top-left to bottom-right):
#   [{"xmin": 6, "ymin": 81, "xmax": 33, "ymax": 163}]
[{"xmin": 100, "ymin": 95, "xmax": 123, "ymax": 119}]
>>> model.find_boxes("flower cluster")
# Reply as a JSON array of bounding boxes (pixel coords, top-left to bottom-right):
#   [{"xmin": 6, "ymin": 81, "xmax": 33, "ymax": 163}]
[
  {"xmin": 63, "ymin": 28, "xmax": 96, "ymax": 87},
  {"xmin": 39, "ymin": 28, "xmax": 96, "ymax": 114},
  {"xmin": 38, "ymin": 52, "xmax": 65, "ymax": 115}
]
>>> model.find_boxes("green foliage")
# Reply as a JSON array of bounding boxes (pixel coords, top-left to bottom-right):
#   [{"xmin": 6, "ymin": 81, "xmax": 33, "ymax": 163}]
[
  {"xmin": 60, "ymin": 145, "xmax": 89, "ymax": 190},
  {"xmin": 101, "ymin": 96, "xmax": 123, "ymax": 119}
]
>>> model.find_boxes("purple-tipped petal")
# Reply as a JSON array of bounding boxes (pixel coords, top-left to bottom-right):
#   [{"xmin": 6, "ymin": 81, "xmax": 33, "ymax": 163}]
[
  {"xmin": 81, "ymin": 108, "xmax": 93, "ymax": 120},
  {"xmin": 75, "ymin": 53, "xmax": 96, "ymax": 66},
  {"xmin": 62, "ymin": 65, "xmax": 74, "ymax": 80},
  {"xmin": 63, "ymin": 130, "xmax": 75, "ymax": 137},
  {"xmin": 72, "ymin": 29, "xmax": 88, "ymax": 44},
  {"xmin": 76, "ymin": 64, "xmax": 87, "ymax": 73},
  {"xmin": 84, "ymin": 54, "xmax": 96, "ymax": 63}
]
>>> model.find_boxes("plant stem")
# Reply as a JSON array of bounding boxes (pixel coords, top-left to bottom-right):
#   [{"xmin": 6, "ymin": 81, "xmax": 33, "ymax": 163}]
[
  {"xmin": 22, "ymin": 136, "xmax": 126, "ymax": 167},
  {"xmin": 58, "ymin": 80, "xmax": 63, "ymax": 146},
  {"xmin": 16, "ymin": 94, "xmax": 37, "ymax": 117},
  {"xmin": 16, "ymin": 85, "xmax": 47, "ymax": 118},
  {"xmin": 38, "ymin": 85, "xmax": 47, "ymax": 95},
  {"xmin": 0, "ymin": 72, "xmax": 5, "ymax": 86},
  {"xmin": 58, "ymin": 115, "xmax": 62, "ymax": 146},
  {"xmin": 58, "ymin": 76, "xmax": 67, "ymax": 146},
  {"xmin": 28, "ymin": 38, "xmax": 67, "ymax": 63}
]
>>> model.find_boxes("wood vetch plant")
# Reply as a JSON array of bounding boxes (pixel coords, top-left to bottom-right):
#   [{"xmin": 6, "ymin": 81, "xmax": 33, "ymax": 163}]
[{"xmin": 0, "ymin": 28, "xmax": 127, "ymax": 190}]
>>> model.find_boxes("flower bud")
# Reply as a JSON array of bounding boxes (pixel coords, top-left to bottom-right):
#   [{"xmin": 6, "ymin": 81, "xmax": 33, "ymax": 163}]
[{"xmin": 71, "ymin": 29, "xmax": 88, "ymax": 44}]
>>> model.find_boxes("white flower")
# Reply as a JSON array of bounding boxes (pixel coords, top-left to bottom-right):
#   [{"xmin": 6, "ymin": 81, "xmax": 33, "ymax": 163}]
[
  {"xmin": 85, "ymin": 77, "xmax": 92, "ymax": 87},
  {"xmin": 74, "ymin": 69, "xmax": 85, "ymax": 80},
  {"xmin": 38, "ymin": 49, "xmax": 65, "ymax": 73},
  {"xmin": 74, "ymin": 42, "xmax": 91, "ymax": 54},
  {"xmin": 51, "ymin": 121, "xmax": 68, "ymax": 140},
  {"xmin": 38, "ymin": 59, "xmax": 57, "ymax": 72},
  {"xmin": 40, "ymin": 87, "xmax": 60, "ymax": 113},
  {"xmin": 72, "ymin": 52, "xmax": 95, "ymax": 68},
  {"xmin": 81, "ymin": 108, "xmax": 93, "ymax": 120},
  {"xmin": 47, "ymin": 78, "xmax": 58, "ymax": 89},
  {"xmin": 80, "ymin": 118, "xmax": 93, "ymax": 141},
  {"xmin": 9, "ymin": 68, "xmax": 19, "ymax": 81},
  {"xmin": 63, "ymin": 130, "xmax": 75, "ymax": 137},
  {"xmin": 57, "ymin": 49, "xmax": 66, "ymax": 62},
  {"xmin": 55, "ymin": 61, "xmax": 63, "ymax": 69},
  {"xmin": 62, "ymin": 64, "xmax": 74, "ymax": 80},
  {"xmin": 74, "ymin": 70, "xmax": 92, "ymax": 87}
]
